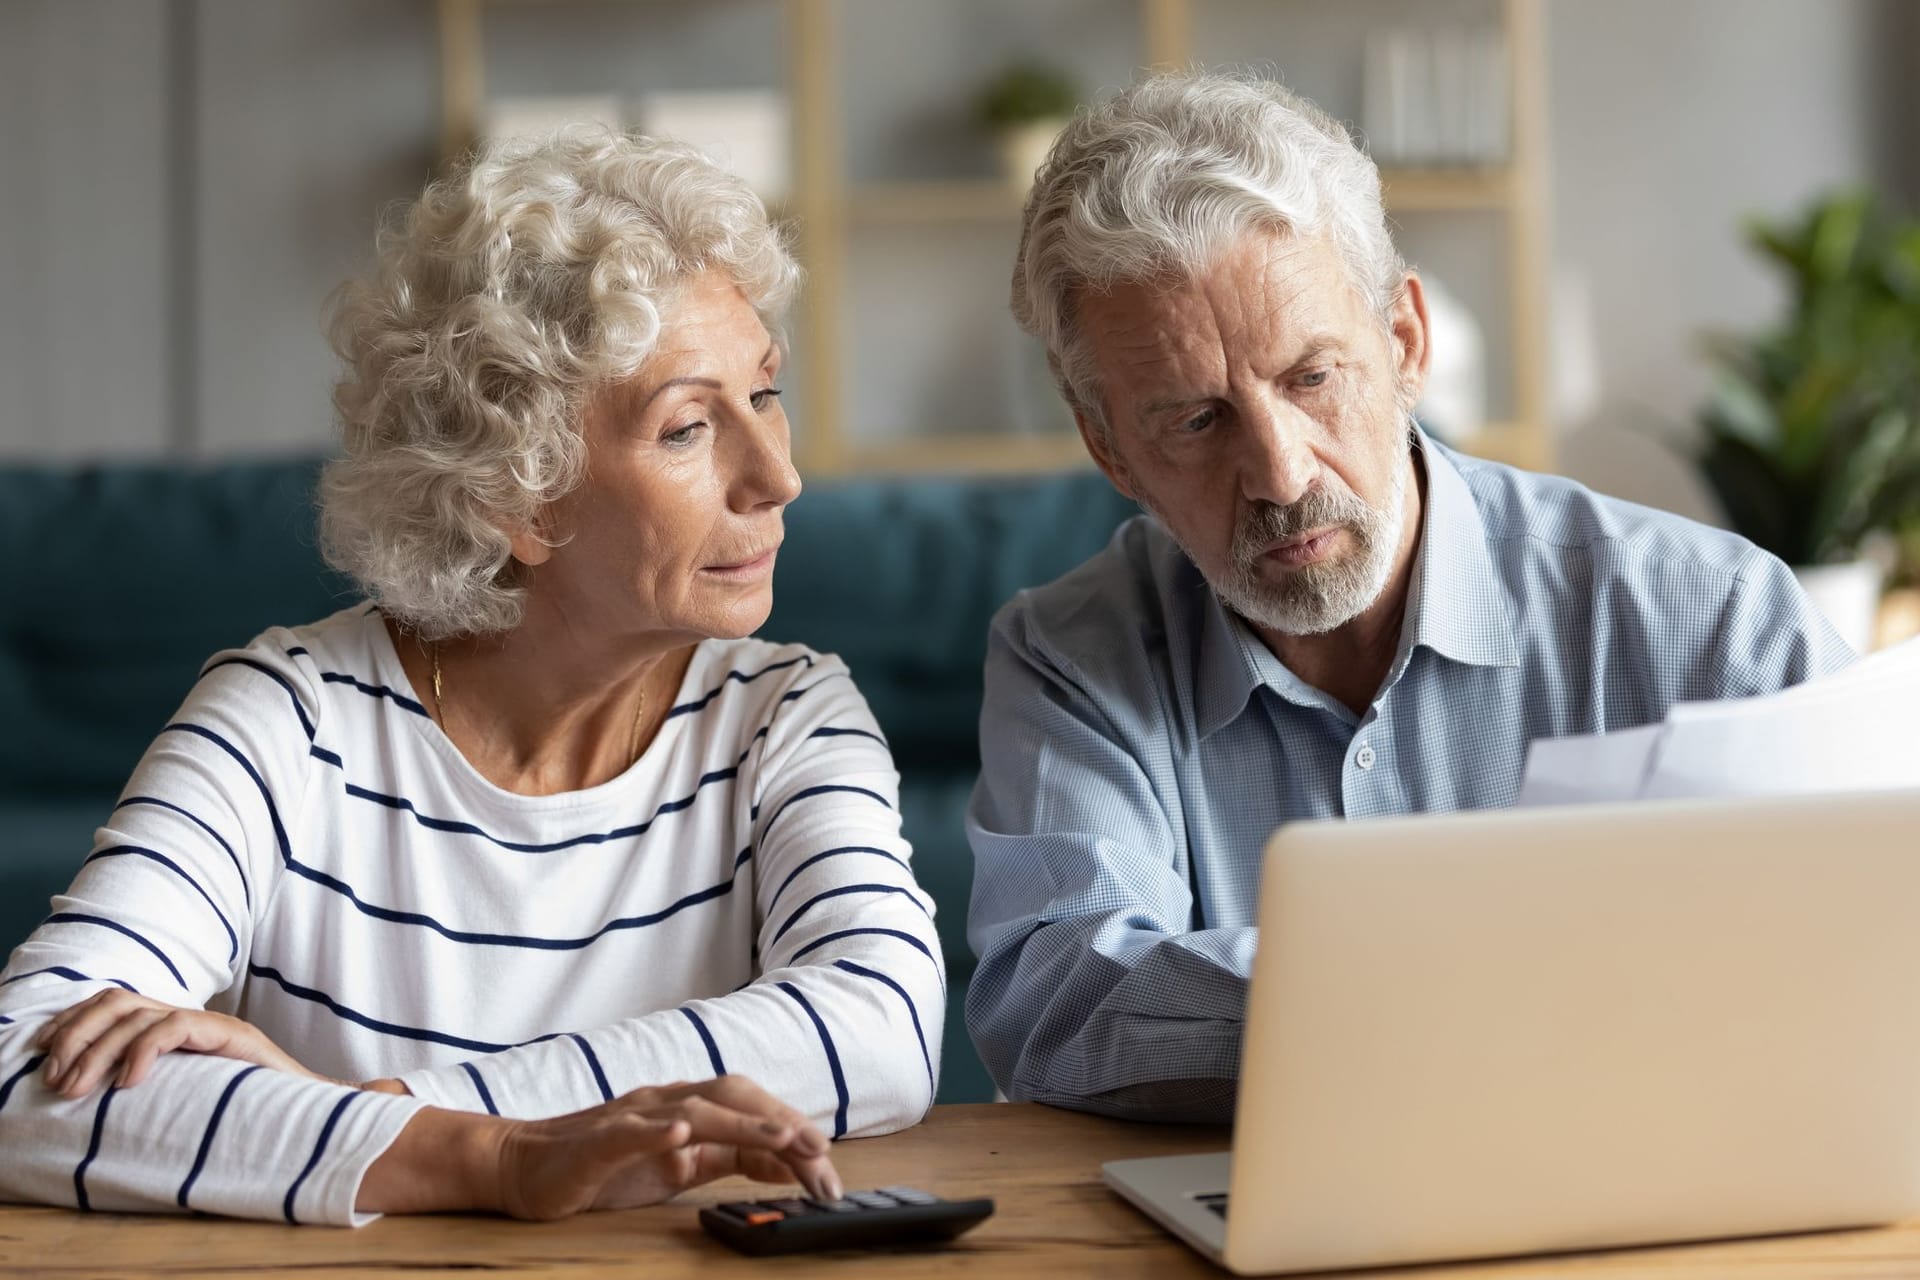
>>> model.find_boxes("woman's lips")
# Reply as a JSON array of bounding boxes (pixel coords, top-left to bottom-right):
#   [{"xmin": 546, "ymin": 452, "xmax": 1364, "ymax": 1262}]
[
  {"xmin": 1262, "ymin": 527, "xmax": 1339, "ymax": 568},
  {"xmin": 702, "ymin": 547, "xmax": 780, "ymax": 578}
]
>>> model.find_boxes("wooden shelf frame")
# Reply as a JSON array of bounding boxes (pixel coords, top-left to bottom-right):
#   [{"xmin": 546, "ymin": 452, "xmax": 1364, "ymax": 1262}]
[{"xmin": 436, "ymin": 0, "xmax": 1552, "ymax": 477}]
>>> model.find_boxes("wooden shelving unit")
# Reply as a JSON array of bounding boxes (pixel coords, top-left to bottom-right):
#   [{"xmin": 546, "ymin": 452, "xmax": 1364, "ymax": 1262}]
[{"xmin": 437, "ymin": 0, "xmax": 1551, "ymax": 476}]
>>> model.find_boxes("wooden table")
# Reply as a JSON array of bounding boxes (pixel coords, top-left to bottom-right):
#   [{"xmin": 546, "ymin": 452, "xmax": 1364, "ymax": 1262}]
[{"xmin": 6, "ymin": 1103, "xmax": 1920, "ymax": 1278}]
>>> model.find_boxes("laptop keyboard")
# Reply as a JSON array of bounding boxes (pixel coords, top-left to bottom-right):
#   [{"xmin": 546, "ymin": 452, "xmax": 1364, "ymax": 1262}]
[{"xmin": 1194, "ymin": 1191, "xmax": 1229, "ymax": 1219}]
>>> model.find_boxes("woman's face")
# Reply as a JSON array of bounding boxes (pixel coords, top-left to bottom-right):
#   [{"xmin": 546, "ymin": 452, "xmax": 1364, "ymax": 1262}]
[{"xmin": 517, "ymin": 271, "xmax": 802, "ymax": 647}]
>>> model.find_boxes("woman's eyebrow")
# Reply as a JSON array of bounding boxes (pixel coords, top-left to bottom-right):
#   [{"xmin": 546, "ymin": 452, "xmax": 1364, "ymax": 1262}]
[{"xmin": 640, "ymin": 346, "xmax": 780, "ymax": 409}]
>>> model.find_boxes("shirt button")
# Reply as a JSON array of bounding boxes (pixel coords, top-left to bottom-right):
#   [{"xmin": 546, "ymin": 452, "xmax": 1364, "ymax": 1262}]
[{"xmin": 1355, "ymin": 743, "xmax": 1377, "ymax": 770}]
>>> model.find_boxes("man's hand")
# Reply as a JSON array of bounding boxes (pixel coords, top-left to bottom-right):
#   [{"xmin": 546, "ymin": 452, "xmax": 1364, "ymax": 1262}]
[
  {"xmin": 33, "ymin": 990, "xmax": 326, "ymax": 1098},
  {"xmin": 360, "ymin": 1075, "xmax": 843, "ymax": 1218}
]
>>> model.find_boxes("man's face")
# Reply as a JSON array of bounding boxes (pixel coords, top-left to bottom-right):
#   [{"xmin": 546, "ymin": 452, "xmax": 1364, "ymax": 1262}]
[{"xmin": 1074, "ymin": 229, "xmax": 1429, "ymax": 635}]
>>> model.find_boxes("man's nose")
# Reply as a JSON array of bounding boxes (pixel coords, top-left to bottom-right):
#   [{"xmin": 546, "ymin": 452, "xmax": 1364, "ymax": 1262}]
[{"xmin": 1239, "ymin": 397, "xmax": 1317, "ymax": 508}]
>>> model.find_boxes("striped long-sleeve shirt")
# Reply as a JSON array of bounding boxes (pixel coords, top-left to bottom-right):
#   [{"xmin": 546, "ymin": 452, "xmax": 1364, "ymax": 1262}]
[{"xmin": 0, "ymin": 606, "xmax": 944, "ymax": 1224}]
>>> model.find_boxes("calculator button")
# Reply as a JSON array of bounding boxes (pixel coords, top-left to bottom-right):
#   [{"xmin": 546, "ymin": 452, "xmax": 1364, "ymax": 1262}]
[
  {"xmin": 879, "ymin": 1186, "xmax": 937, "ymax": 1205},
  {"xmin": 763, "ymin": 1199, "xmax": 816, "ymax": 1216},
  {"xmin": 846, "ymin": 1191, "xmax": 896, "ymax": 1208},
  {"xmin": 810, "ymin": 1198, "xmax": 861, "ymax": 1213}
]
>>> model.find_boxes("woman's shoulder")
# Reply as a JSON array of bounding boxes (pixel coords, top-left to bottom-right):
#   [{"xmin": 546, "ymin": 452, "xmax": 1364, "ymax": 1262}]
[{"xmin": 677, "ymin": 636, "xmax": 870, "ymax": 737}]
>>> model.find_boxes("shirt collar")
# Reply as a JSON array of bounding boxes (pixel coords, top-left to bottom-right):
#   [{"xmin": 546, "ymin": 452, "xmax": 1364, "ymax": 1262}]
[{"xmin": 1192, "ymin": 432, "xmax": 1520, "ymax": 740}]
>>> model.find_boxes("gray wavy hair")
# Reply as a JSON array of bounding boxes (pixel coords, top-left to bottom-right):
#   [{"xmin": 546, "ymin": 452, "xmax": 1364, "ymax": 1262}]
[
  {"xmin": 320, "ymin": 130, "xmax": 801, "ymax": 639},
  {"xmin": 1011, "ymin": 71, "xmax": 1407, "ymax": 431}
]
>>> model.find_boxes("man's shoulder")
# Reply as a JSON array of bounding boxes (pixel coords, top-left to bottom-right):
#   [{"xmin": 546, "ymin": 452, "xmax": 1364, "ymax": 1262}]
[
  {"xmin": 1448, "ymin": 448, "xmax": 1771, "ymax": 590},
  {"xmin": 989, "ymin": 514, "xmax": 1197, "ymax": 683}
]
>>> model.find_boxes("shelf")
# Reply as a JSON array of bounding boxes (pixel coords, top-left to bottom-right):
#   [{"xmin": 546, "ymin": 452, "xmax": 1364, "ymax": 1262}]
[
  {"xmin": 1457, "ymin": 420, "xmax": 1547, "ymax": 470},
  {"xmin": 1378, "ymin": 165, "xmax": 1516, "ymax": 212},
  {"xmin": 841, "ymin": 431, "xmax": 1092, "ymax": 475},
  {"xmin": 847, "ymin": 180, "xmax": 1026, "ymax": 225}
]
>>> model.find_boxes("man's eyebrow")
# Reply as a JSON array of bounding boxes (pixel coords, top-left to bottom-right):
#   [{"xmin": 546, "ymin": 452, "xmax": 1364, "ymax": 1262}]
[
  {"xmin": 638, "ymin": 344, "xmax": 779, "ymax": 408},
  {"xmin": 1135, "ymin": 338, "xmax": 1348, "ymax": 416}
]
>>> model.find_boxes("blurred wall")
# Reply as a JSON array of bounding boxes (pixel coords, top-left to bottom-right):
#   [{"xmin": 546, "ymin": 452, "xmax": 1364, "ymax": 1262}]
[{"xmin": 1, "ymin": 0, "xmax": 1914, "ymax": 533}]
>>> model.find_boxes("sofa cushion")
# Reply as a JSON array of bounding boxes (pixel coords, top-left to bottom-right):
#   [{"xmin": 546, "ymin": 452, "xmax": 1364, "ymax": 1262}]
[{"xmin": 0, "ymin": 461, "xmax": 354, "ymax": 802}]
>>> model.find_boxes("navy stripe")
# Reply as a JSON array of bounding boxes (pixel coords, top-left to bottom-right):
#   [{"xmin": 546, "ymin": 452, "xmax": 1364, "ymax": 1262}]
[
  {"xmin": 569, "ymin": 1034, "xmax": 614, "ymax": 1102},
  {"xmin": 1, "ymin": 966, "xmax": 138, "ymax": 994},
  {"xmin": 319, "ymin": 670, "xmax": 429, "ymax": 718},
  {"xmin": 789, "ymin": 927, "xmax": 941, "ymax": 979},
  {"xmin": 775, "ymin": 982, "xmax": 848, "ymax": 1139},
  {"xmin": 198, "ymin": 657, "xmax": 315, "ymax": 740},
  {"xmin": 310, "ymin": 744, "xmax": 343, "ymax": 768},
  {"xmin": 114, "ymin": 796, "xmax": 251, "ymax": 910},
  {"xmin": 779, "ymin": 673, "xmax": 850, "ymax": 706},
  {"xmin": 766, "ymin": 846, "xmax": 912, "ymax": 913},
  {"xmin": 284, "ymin": 1093, "xmax": 357, "ymax": 1223},
  {"xmin": 161, "ymin": 724, "xmax": 292, "ymax": 864},
  {"xmin": 43, "ymin": 913, "xmax": 187, "ymax": 989},
  {"xmin": 248, "ymin": 963, "xmax": 515, "ymax": 1054},
  {"xmin": 761, "ymin": 784, "xmax": 893, "ymax": 844},
  {"xmin": 178, "ymin": 1065, "xmax": 262, "ymax": 1208},
  {"xmin": 83, "ymin": 846, "xmax": 237, "ymax": 965},
  {"xmin": 333, "ymin": 758, "xmax": 746, "ymax": 854},
  {"xmin": 679, "ymin": 1007, "xmax": 726, "ymax": 1077},
  {"xmin": 73, "ymin": 1085, "xmax": 120, "ymax": 1211},
  {"xmin": 285, "ymin": 646, "xmax": 309, "ymax": 658},
  {"xmin": 808, "ymin": 726, "xmax": 889, "ymax": 747},
  {"xmin": 460, "ymin": 1062, "xmax": 499, "ymax": 1116},
  {"xmin": 771, "ymin": 884, "xmax": 929, "ymax": 945},
  {"xmin": 0, "ymin": 1054, "xmax": 47, "ymax": 1114},
  {"xmin": 267, "ymin": 844, "xmax": 753, "ymax": 952},
  {"xmin": 0, "ymin": 1015, "xmax": 11, "ymax": 1025},
  {"xmin": 835, "ymin": 959, "xmax": 934, "ymax": 1099},
  {"xmin": 668, "ymin": 654, "xmax": 815, "ymax": 719}
]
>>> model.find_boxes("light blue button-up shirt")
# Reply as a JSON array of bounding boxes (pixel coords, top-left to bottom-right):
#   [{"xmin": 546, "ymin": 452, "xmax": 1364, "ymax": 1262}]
[{"xmin": 965, "ymin": 439, "xmax": 1855, "ymax": 1121}]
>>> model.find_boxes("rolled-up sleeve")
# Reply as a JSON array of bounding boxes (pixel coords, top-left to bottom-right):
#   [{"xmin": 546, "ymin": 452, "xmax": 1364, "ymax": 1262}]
[{"xmin": 965, "ymin": 602, "xmax": 1251, "ymax": 1122}]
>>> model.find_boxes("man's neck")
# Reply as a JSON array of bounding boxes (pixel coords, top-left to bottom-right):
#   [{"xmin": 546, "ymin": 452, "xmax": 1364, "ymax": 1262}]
[{"xmin": 1251, "ymin": 451, "xmax": 1428, "ymax": 718}]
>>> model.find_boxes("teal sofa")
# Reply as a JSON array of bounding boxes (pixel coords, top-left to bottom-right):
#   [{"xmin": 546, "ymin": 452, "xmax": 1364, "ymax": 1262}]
[{"xmin": 0, "ymin": 458, "xmax": 1136, "ymax": 1103}]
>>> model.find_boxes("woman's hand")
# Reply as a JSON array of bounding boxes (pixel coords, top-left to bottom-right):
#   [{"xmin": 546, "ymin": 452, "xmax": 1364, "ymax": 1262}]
[
  {"xmin": 359, "ymin": 1075, "xmax": 843, "ymax": 1218},
  {"xmin": 33, "ymin": 990, "xmax": 327, "ymax": 1098}
]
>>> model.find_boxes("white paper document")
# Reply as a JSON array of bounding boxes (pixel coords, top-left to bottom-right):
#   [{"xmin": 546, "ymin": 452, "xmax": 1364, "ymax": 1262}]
[{"xmin": 1517, "ymin": 637, "xmax": 1920, "ymax": 807}]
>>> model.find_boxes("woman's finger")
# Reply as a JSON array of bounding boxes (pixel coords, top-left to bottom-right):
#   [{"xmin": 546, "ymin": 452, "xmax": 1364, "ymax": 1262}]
[
  {"xmin": 30, "ymin": 990, "xmax": 120, "ymax": 1049},
  {"xmin": 38, "ymin": 992, "xmax": 158, "ymax": 1073},
  {"xmin": 116, "ymin": 1013, "xmax": 209, "ymax": 1088},
  {"xmin": 665, "ymin": 1075, "xmax": 829, "ymax": 1156},
  {"xmin": 648, "ymin": 1093, "xmax": 797, "ymax": 1152},
  {"xmin": 53, "ymin": 1008, "xmax": 172, "ymax": 1098}
]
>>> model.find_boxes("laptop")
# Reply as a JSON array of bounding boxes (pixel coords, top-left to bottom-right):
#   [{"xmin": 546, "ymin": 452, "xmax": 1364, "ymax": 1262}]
[{"xmin": 1103, "ymin": 790, "xmax": 1920, "ymax": 1275}]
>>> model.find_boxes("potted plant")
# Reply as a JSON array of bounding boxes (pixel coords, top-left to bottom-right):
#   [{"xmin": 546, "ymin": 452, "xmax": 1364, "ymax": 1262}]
[
  {"xmin": 976, "ymin": 61, "xmax": 1082, "ymax": 193},
  {"xmin": 1693, "ymin": 189, "xmax": 1920, "ymax": 651}
]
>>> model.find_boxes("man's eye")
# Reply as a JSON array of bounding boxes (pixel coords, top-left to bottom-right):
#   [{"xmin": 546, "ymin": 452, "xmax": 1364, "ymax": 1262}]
[
  {"xmin": 1180, "ymin": 407, "xmax": 1218, "ymax": 434},
  {"xmin": 750, "ymin": 387, "xmax": 784, "ymax": 412}
]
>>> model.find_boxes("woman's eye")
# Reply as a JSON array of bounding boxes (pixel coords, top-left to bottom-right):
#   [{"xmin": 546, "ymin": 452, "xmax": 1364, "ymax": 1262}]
[
  {"xmin": 662, "ymin": 422, "xmax": 704, "ymax": 447},
  {"xmin": 750, "ymin": 387, "xmax": 784, "ymax": 412},
  {"xmin": 1298, "ymin": 369, "xmax": 1331, "ymax": 389}
]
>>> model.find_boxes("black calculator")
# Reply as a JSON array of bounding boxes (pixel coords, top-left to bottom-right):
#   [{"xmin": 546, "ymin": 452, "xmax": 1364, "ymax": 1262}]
[{"xmin": 698, "ymin": 1186, "xmax": 995, "ymax": 1255}]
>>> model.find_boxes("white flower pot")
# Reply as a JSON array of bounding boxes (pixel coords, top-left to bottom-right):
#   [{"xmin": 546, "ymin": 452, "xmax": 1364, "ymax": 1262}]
[
  {"xmin": 998, "ymin": 119, "xmax": 1067, "ymax": 194},
  {"xmin": 1793, "ymin": 559, "xmax": 1883, "ymax": 654}
]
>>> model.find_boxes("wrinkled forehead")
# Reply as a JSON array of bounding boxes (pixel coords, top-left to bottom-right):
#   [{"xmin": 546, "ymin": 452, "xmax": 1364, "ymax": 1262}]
[{"xmin": 1073, "ymin": 228, "xmax": 1367, "ymax": 369}]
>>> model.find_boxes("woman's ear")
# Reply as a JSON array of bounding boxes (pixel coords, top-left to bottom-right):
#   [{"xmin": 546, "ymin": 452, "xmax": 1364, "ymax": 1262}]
[{"xmin": 508, "ymin": 515, "xmax": 555, "ymax": 567}]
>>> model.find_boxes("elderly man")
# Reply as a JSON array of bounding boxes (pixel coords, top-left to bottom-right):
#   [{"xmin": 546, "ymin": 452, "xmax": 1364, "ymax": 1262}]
[{"xmin": 965, "ymin": 71, "xmax": 1853, "ymax": 1121}]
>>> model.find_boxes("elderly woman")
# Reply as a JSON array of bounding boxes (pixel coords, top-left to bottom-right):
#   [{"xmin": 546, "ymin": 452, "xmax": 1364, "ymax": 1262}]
[{"xmin": 0, "ymin": 133, "xmax": 942, "ymax": 1223}]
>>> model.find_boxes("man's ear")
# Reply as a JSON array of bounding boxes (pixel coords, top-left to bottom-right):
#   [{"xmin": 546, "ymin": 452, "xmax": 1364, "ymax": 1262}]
[
  {"xmin": 1390, "ymin": 272, "xmax": 1433, "ymax": 406},
  {"xmin": 1074, "ymin": 408, "xmax": 1139, "ymax": 503}
]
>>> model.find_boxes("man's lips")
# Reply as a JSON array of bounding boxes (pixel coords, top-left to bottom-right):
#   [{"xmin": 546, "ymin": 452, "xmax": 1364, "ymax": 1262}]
[{"xmin": 1260, "ymin": 527, "xmax": 1339, "ymax": 568}]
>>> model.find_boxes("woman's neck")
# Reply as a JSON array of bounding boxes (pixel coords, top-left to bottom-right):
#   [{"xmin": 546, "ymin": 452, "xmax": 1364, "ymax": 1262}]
[{"xmin": 387, "ymin": 612, "xmax": 698, "ymax": 797}]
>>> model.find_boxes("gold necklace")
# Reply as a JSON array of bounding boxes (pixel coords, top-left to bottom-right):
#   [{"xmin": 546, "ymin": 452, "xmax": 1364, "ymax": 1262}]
[{"xmin": 430, "ymin": 642, "xmax": 650, "ymax": 767}]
